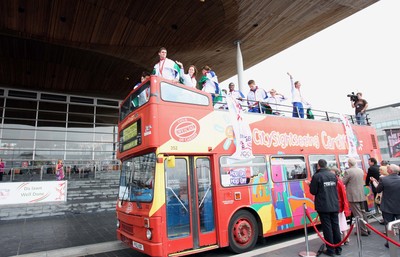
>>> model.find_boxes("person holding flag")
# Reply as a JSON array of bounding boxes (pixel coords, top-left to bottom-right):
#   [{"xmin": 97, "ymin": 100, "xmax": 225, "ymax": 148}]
[
  {"xmin": 152, "ymin": 47, "xmax": 181, "ymax": 82},
  {"xmin": 198, "ymin": 65, "xmax": 220, "ymax": 104}
]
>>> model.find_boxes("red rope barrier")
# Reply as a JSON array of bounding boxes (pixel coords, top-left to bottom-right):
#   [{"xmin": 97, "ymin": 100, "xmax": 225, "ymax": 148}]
[
  {"xmin": 305, "ymin": 208, "xmax": 355, "ymax": 247},
  {"xmin": 365, "ymin": 222, "xmax": 400, "ymax": 247}
]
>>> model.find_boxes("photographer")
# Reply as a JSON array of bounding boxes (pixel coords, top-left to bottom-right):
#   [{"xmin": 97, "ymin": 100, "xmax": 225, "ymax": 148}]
[{"xmin": 350, "ymin": 92, "xmax": 368, "ymax": 125}]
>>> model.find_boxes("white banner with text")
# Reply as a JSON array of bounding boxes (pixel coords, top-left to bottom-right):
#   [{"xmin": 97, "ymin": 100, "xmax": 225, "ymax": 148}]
[{"xmin": 0, "ymin": 181, "xmax": 67, "ymax": 205}]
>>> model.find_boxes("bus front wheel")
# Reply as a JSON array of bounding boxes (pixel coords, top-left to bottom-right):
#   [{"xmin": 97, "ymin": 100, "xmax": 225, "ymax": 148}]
[{"xmin": 228, "ymin": 210, "xmax": 258, "ymax": 253}]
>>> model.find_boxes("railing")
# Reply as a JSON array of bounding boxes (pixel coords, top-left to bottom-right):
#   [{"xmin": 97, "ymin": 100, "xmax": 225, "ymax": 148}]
[
  {"xmin": 1, "ymin": 159, "xmax": 121, "ymax": 182},
  {"xmin": 214, "ymin": 96, "xmax": 370, "ymax": 125}
]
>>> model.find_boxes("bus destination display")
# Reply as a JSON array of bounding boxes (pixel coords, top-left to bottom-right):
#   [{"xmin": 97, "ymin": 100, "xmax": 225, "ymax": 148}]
[{"xmin": 120, "ymin": 120, "xmax": 141, "ymax": 152}]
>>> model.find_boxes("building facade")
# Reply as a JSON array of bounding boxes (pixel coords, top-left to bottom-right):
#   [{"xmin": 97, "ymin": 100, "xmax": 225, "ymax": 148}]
[
  {"xmin": 0, "ymin": 87, "xmax": 119, "ymax": 172},
  {"xmin": 367, "ymin": 103, "xmax": 400, "ymax": 164}
]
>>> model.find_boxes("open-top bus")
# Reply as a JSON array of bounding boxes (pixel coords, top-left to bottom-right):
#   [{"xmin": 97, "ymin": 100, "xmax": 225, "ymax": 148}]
[{"xmin": 116, "ymin": 75, "xmax": 381, "ymax": 257}]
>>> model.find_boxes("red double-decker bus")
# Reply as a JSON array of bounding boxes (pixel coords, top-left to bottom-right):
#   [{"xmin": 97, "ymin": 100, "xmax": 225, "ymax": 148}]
[{"xmin": 116, "ymin": 75, "xmax": 381, "ymax": 257}]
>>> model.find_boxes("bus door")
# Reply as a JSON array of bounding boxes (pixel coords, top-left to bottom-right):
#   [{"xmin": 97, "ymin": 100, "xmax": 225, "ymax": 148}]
[{"xmin": 164, "ymin": 156, "xmax": 217, "ymax": 254}]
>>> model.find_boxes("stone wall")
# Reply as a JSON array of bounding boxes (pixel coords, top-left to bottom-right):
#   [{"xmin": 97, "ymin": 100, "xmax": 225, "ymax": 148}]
[{"xmin": 0, "ymin": 171, "xmax": 120, "ymax": 221}]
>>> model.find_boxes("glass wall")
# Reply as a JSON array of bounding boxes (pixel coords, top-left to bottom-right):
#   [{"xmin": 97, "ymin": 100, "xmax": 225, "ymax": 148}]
[{"xmin": 0, "ymin": 88, "xmax": 119, "ymax": 171}]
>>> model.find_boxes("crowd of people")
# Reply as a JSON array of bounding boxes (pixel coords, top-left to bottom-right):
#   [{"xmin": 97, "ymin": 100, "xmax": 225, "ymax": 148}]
[
  {"xmin": 306, "ymin": 158, "xmax": 400, "ymax": 256},
  {"xmin": 138, "ymin": 47, "xmax": 371, "ymax": 120}
]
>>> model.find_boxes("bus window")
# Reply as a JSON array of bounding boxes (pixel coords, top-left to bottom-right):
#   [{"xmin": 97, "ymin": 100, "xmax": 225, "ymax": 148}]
[
  {"xmin": 160, "ymin": 82, "xmax": 209, "ymax": 105},
  {"xmin": 120, "ymin": 82, "xmax": 150, "ymax": 121},
  {"xmin": 271, "ymin": 156, "xmax": 306, "ymax": 182},
  {"xmin": 165, "ymin": 158, "xmax": 190, "ymax": 238},
  {"xmin": 309, "ymin": 155, "xmax": 337, "ymax": 177},
  {"xmin": 196, "ymin": 158, "xmax": 215, "ymax": 232},
  {"xmin": 220, "ymin": 156, "xmax": 267, "ymax": 187},
  {"xmin": 339, "ymin": 155, "xmax": 362, "ymax": 172},
  {"xmin": 118, "ymin": 152, "xmax": 155, "ymax": 202}
]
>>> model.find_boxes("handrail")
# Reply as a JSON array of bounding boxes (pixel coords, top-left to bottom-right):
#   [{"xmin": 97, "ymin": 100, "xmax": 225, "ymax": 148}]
[{"xmin": 215, "ymin": 95, "xmax": 364, "ymax": 124}]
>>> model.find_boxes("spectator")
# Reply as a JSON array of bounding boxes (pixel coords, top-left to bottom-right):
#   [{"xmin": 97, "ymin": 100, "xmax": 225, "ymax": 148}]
[
  {"xmin": 263, "ymin": 89, "xmax": 286, "ymax": 115},
  {"xmin": 365, "ymin": 157, "xmax": 380, "ymax": 212},
  {"xmin": 198, "ymin": 65, "xmax": 220, "ymax": 103},
  {"xmin": 0, "ymin": 158, "xmax": 5, "ymax": 181},
  {"xmin": 379, "ymin": 160, "xmax": 388, "ymax": 176},
  {"xmin": 175, "ymin": 61, "xmax": 197, "ymax": 88},
  {"xmin": 307, "ymin": 159, "xmax": 342, "ymax": 256},
  {"xmin": 331, "ymin": 167, "xmax": 351, "ymax": 245},
  {"xmin": 55, "ymin": 159, "xmax": 65, "ymax": 180},
  {"xmin": 287, "ymin": 72, "xmax": 305, "ymax": 118},
  {"xmin": 342, "ymin": 158, "xmax": 370, "ymax": 236},
  {"xmin": 371, "ymin": 164, "xmax": 400, "ymax": 248},
  {"xmin": 351, "ymin": 92, "xmax": 368, "ymax": 125},
  {"xmin": 152, "ymin": 47, "xmax": 181, "ymax": 82},
  {"xmin": 379, "ymin": 164, "xmax": 389, "ymax": 177},
  {"xmin": 246, "ymin": 80, "xmax": 268, "ymax": 113}
]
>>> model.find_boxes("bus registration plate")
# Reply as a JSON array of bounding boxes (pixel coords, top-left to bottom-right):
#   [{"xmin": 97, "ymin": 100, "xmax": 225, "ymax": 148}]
[{"xmin": 132, "ymin": 240, "xmax": 144, "ymax": 251}]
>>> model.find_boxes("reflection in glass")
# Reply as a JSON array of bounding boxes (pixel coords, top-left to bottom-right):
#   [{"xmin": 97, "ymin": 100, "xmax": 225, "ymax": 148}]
[
  {"xmin": 197, "ymin": 158, "xmax": 215, "ymax": 233},
  {"xmin": 165, "ymin": 158, "xmax": 190, "ymax": 238}
]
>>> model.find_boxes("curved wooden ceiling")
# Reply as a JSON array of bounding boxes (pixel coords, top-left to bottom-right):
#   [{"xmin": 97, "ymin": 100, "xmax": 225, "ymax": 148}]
[{"xmin": 0, "ymin": 0, "xmax": 378, "ymax": 99}]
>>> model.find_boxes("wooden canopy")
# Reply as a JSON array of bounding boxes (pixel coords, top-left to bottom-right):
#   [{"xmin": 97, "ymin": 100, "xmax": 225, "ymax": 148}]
[{"xmin": 0, "ymin": 0, "xmax": 378, "ymax": 99}]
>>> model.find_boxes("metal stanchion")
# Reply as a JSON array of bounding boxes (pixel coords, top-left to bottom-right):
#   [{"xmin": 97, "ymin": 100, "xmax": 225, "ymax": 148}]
[
  {"xmin": 299, "ymin": 203, "xmax": 317, "ymax": 257},
  {"xmin": 355, "ymin": 217, "xmax": 363, "ymax": 257},
  {"xmin": 387, "ymin": 220, "xmax": 400, "ymax": 257}
]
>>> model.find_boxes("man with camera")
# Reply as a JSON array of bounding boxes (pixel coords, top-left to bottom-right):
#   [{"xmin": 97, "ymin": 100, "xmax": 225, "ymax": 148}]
[{"xmin": 350, "ymin": 92, "xmax": 368, "ymax": 125}]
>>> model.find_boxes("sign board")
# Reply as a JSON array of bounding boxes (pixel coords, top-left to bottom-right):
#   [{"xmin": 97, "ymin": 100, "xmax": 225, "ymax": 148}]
[{"xmin": 0, "ymin": 181, "xmax": 67, "ymax": 205}]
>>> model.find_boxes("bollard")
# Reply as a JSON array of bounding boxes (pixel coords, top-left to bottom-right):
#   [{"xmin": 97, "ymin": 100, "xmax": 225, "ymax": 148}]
[
  {"xmin": 299, "ymin": 203, "xmax": 317, "ymax": 257},
  {"xmin": 387, "ymin": 220, "xmax": 400, "ymax": 257}
]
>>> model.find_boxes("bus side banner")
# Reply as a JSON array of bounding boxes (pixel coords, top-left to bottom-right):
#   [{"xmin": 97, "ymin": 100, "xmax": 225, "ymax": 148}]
[
  {"xmin": 226, "ymin": 95, "xmax": 254, "ymax": 161},
  {"xmin": 0, "ymin": 181, "xmax": 67, "ymax": 205}
]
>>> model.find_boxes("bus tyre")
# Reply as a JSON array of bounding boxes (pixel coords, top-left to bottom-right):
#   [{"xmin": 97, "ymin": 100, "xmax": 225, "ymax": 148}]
[{"xmin": 228, "ymin": 210, "xmax": 258, "ymax": 253}]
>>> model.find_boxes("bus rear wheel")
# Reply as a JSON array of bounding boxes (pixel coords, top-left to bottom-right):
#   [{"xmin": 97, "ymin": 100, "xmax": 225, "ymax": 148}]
[{"xmin": 228, "ymin": 210, "xmax": 258, "ymax": 253}]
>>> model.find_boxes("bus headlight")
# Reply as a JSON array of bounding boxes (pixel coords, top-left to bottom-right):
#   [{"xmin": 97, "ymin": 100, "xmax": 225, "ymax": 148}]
[
  {"xmin": 146, "ymin": 229, "xmax": 152, "ymax": 240},
  {"xmin": 116, "ymin": 220, "xmax": 120, "ymax": 228}
]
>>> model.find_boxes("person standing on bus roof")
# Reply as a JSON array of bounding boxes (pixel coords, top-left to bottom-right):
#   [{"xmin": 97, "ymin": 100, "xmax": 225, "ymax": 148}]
[
  {"xmin": 263, "ymin": 89, "xmax": 286, "ymax": 115},
  {"xmin": 152, "ymin": 47, "xmax": 181, "ymax": 82},
  {"xmin": 306, "ymin": 159, "xmax": 342, "ymax": 256},
  {"xmin": 175, "ymin": 61, "xmax": 197, "ymax": 88},
  {"xmin": 198, "ymin": 65, "xmax": 220, "ymax": 103},
  {"xmin": 287, "ymin": 72, "xmax": 305, "ymax": 118},
  {"xmin": 227, "ymin": 82, "xmax": 245, "ymax": 100},
  {"xmin": 134, "ymin": 71, "xmax": 151, "ymax": 89},
  {"xmin": 351, "ymin": 92, "xmax": 368, "ymax": 125},
  {"xmin": 246, "ymin": 80, "xmax": 268, "ymax": 113}
]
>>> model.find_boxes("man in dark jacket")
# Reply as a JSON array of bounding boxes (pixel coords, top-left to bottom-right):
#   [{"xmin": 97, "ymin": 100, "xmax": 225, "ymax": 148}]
[
  {"xmin": 365, "ymin": 157, "xmax": 380, "ymax": 197},
  {"xmin": 307, "ymin": 159, "xmax": 342, "ymax": 256}
]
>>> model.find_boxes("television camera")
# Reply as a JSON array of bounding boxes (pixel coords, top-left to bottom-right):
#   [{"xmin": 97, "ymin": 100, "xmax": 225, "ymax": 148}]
[{"xmin": 347, "ymin": 92, "xmax": 358, "ymax": 102}]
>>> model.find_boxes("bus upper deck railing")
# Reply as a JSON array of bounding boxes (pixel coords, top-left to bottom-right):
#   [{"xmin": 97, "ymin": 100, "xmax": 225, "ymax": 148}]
[{"xmin": 214, "ymin": 96, "xmax": 369, "ymax": 125}]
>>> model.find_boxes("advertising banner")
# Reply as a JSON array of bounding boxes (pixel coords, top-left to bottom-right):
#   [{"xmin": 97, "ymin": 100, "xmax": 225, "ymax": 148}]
[
  {"xmin": 0, "ymin": 181, "xmax": 67, "ymax": 205},
  {"xmin": 385, "ymin": 128, "xmax": 400, "ymax": 158}
]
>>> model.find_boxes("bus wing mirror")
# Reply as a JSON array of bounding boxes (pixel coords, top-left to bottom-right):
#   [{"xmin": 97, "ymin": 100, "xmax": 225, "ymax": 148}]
[{"xmin": 167, "ymin": 156, "xmax": 175, "ymax": 168}]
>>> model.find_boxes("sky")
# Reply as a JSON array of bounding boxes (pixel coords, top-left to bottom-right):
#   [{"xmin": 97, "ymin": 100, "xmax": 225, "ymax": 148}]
[{"xmin": 219, "ymin": 0, "xmax": 399, "ymax": 115}]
